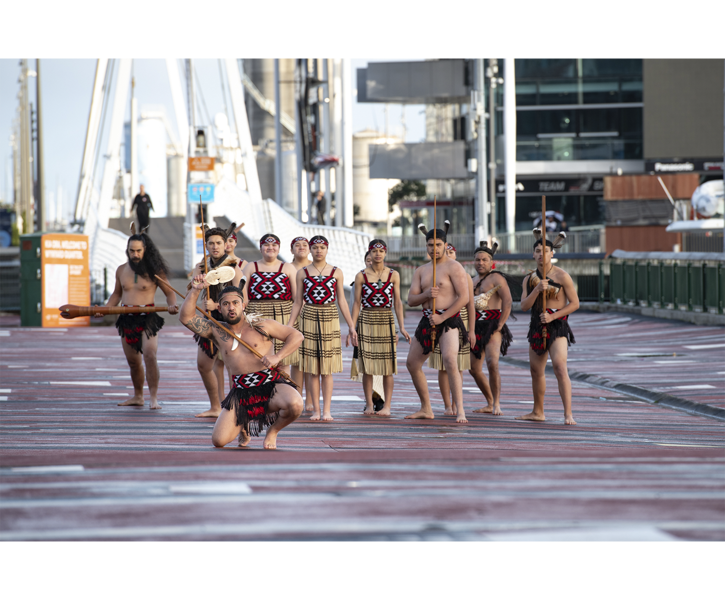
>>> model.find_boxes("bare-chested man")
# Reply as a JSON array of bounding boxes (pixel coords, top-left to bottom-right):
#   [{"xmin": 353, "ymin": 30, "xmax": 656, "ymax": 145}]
[
  {"xmin": 289, "ymin": 236, "xmax": 311, "ymax": 406},
  {"xmin": 190, "ymin": 223, "xmax": 245, "ymax": 418},
  {"xmin": 405, "ymin": 220, "xmax": 470, "ymax": 423},
  {"xmin": 102, "ymin": 230, "xmax": 178, "ymax": 409},
  {"xmin": 516, "ymin": 229, "xmax": 579, "ymax": 425},
  {"xmin": 469, "ymin": 241, "xmax": 514, "ymax": 416},
  {"xmin": 180, "ymin": 280, "xmax": 303, "ymax": 449}
]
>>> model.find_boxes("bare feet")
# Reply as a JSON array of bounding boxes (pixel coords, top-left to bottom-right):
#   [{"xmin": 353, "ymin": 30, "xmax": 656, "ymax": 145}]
[
  {"xmin": 195, "ymin": 408, "xmax": 221, "ymax": 418},
  {"xmin": 374, "ymin": 408, "xmax": 391, "ymax": 416},
  {"xmin": 405, "ymin": 410, "xmax": 434, "ymax": 420},
  {"xmin": 565, "ymin": 414, "xmax": 577, "ymax": 425},
  {"xmin": 118, "ymin": 396, "xmax": 144, "ymax": 407},
  {"xmin": 238, "ymin": 429, "xmax": 251, "ymax": 447},
  {"xmin": 492, "ymin": 404, "xmax": 502, "ymax": 416},
  {"xmin": 443, "ymin": 406, "xmax": 457, "ymax": 416},
  {"xmin": 322, "ymin": 412, "xmax": 334, "ymax": 421},
  {"xmin": 456, "ymin": 413, "xmax": 468, "ymax": 423},
  {"xmin": 263, "ymin": 429, "xmax": 278, "ymax": 449},
  {"xmin": 304, "ymin": 403, "xmax": 314, "ymax": 412},
  {"xmin": 149, "ymin": 398, "xmax": 162, "ymax": 410},
  {"xmin": 473, "ymin": 405, "xmax": 493, "ymax": 413},
  {"xmin": 363, "ymin": 404, "xmax": 375, "ymax": 415},
  {"xmin": 310, "ymin": 411, "xmax": 321, "ymax": 421},
  {"xmin": 515, "ymin": 411, "xmax": 546, "ymax": 422}
]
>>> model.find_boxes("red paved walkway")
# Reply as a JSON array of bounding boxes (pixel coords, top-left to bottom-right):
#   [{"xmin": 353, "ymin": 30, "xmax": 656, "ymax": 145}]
[{"xmin": 1, "ymin": 311, "xmax": 723, "ymax": 540}]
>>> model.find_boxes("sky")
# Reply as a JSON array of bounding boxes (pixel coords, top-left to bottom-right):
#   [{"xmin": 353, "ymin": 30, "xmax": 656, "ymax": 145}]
[{"xmin": 0, "ymin": 58, "xmax": 425, "ymax": 222}]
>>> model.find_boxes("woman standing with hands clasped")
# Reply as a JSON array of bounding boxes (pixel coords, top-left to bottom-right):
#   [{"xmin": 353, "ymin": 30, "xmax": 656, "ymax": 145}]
[
  {"xmin": 347, "ymin": 239, "xmax": 410, "ymax": 416},
  {"xmin": 288, "ymin": 236, "xmax": 357, "ymax": 421}
]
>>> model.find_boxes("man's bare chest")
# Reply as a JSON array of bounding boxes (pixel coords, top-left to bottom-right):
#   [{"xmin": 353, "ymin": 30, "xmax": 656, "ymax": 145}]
[{"xmin": 121, "ymin": 271, "xmax": 155, "ymax": 294}]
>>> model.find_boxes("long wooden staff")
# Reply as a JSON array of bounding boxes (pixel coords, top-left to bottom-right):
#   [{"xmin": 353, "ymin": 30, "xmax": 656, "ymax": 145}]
[
  {"xmin": 541, "ymin": 195, "xmax": 547, "ymax": 351},
  {"xmin": 60, "ymin": 304, "xmax": 168, "ymax": 319},
  {"xmin": 430, "ymin": 195, "xmax": 438, "ymax": 348},
  {"xmin": 154, "ymin": 276, "xmax": 301, "ymax": 391},
  {"xmin": 199, "ymin": 195, "xmax": 215, "ymax": 355}
]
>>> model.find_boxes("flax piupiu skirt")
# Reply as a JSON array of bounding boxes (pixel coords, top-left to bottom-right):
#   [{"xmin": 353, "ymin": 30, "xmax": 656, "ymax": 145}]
[
  {"xmin": 298, "ymin": 303, "xmax": 343, "ymax": 375},
  {"xmin": 246, "ymin": 299, "xmax": 299, "ymax": 366}
]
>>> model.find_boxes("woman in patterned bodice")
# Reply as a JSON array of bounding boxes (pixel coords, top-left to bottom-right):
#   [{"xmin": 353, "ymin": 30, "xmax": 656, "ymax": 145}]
[
  {"xmin": 241, "ymin": 234, "xmax": 300, "ymax": 374},
  {"xmin": 347, "ymin": 239, "xmax": 410, "ymax": 416},
  {"xmin": 288, "ymin": 236, "xmax": 357, "ymax": 421}
]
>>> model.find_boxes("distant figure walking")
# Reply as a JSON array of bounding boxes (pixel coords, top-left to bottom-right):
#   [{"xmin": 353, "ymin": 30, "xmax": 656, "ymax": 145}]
[{"xmin": 131, "ymin": 184, "xmax": 154, "ymax": 232}]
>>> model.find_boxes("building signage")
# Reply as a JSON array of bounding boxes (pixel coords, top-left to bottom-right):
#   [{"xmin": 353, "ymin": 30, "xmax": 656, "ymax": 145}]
[
  {"xmin": 496, "ymin": 177, "xmax": 604, "ymax": 195},
  {"xmin": 645, "ymin": 159, "xmax": 724, "ymax": 173},
  {"xmin": 188, "ymin": 183, "xmax": 215, "ymax": 203},
  {"xmin": 41, "ymin": 233, "xmax": 90, "ymax": 328},
  {"xmin": 188, "ymin": 157, "xmax": 215, "ymax": 171}
]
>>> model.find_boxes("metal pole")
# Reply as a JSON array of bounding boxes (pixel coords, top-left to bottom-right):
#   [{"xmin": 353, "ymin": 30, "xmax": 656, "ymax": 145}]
[
  {"xmin": 130, "ymin": 74, "xmax": 137, "ymax": 217},
  {"xmin": 475, "ymin": 59, "xmax": 488, "ymax": 244},
  {"xmin": 35, "ymin": 59, "xmax": 45, "ymax": 231},
  {"xmin": 186, "ymin": 59, "xmax": 196, "ymax": 145},
  {"xmin": 273, "ymin": 59, "xmax": 283, "ymax": 206},
  {"xmin": 322, "ymin": 59, "xmax": 331, "ymax": 226},
  {"xmin": 294, "ymin": 59, "xmax": 304, "ymax": 222},
  {"xmin": 341, "ymin": 58, "xmax": 354, "ymax": 228},
  {"xmin": 503, "ymin": 58, "xmax": 517, "ymax": 239},
  {"xmin": 488, "ymin": 58, "xmax": 498, "ymax": 241}
]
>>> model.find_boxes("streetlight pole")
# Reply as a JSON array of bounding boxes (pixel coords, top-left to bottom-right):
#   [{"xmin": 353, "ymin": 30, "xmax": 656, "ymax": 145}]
[
  {"xmin": 475, "ymin": 58, "xmax": 488, "ymax": 244},
  {"xmin": 488, "ymin": 58, "xmax": 499, "ymax": 242}
]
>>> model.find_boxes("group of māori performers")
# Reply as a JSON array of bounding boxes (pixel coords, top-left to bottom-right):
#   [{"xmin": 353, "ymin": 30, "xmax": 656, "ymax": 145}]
[{"xmin": 91, "ymin": 217, "xmax": 579, "ymax": 449}]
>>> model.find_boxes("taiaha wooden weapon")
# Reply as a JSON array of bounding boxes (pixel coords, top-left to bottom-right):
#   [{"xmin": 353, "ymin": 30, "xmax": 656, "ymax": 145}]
[
  {"xmin": 154, "ymin": 276, "xmax": 301, "ymax": 391},
  {"xmin": 199, "ymin": 195, "xmax": 215, "ymax": 356},
  {"xmin": 59, "ymin": 305, "xmax": 168, "ymax": 319},
  {"xmin": 541, "ymin": 195, "xmax": 547, "ymax": 351},
  {"xmin": 430, "ymin": 195, "xmax": 438, "ymax": 349}
]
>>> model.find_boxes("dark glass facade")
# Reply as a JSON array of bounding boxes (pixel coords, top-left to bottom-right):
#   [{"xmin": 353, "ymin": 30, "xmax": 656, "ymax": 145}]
[
  {"xmin": 506, "ymin": 59, "xmax": 644, "ymax": 162},
  {"xmin": 489, "ymin": 59, "xmax": 644, "ymax": 231}
]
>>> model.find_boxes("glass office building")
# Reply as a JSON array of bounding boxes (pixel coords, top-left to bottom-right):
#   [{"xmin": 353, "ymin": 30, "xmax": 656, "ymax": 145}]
[{"xmin": 495, "ymin": 59, "xmax": 644, "ymax": 232}]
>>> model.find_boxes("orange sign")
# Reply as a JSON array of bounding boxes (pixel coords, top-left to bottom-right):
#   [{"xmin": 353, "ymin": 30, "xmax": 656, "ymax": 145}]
[
  {"xmin": 42, "ymin": 233, "xmax": 90, "ymax": 328},
  {"xmin": 188, "ymin": 156, "xmax": 215, "ymax": 171}
]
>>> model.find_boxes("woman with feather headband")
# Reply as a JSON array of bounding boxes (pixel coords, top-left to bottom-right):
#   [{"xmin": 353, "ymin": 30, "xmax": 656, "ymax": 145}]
[
  {"xmin": 515, "ymin": 229, "xmax": 579, "ymax": 426},
  {"xmin": 188, "ymin": 221, "xmax": 247, "ymax": 419}
]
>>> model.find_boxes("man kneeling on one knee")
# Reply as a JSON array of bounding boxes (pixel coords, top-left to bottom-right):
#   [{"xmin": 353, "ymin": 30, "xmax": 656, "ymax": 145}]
[{"xmin": 180, "ymin": 275, "xmax": 304, "ymax": 449}]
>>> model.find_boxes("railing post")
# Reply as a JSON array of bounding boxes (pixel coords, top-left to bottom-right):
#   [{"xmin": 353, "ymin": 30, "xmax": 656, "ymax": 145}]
[
  {"xmin": 673, "ymin": 263, "xmax": 678, "ymax": 311},
  {"xmin": 646, "ymin": 261, "xmax": 651, "ymax": 307},
  {"xmin": 598, "ymin": 259, "xmax": 604, "ymax": 303},
  {"xmin": 103, "ymin": 266, "xmax": 108, "ymax": 302},
  {"xmin": 687, "ymin": 262, "xmax": 692, "ymax": 312},
  {"xmin": 718, "ymin": 263, "xmax": 723, "ymax": 315}
]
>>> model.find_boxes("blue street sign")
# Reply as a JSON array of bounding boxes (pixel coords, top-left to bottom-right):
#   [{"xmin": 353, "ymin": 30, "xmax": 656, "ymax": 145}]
[{"xmin": 188, "ymin": 183, "xmax": 215, "ymax": 203}]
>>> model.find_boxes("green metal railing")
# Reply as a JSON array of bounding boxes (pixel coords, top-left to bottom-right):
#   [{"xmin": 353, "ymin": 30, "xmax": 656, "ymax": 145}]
[{"xmin": 606, "ymin": 252, "xmax": 723, "ymax": 314}]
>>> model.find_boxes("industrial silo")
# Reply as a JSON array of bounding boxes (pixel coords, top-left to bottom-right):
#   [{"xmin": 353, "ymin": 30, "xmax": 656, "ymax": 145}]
[{"xmin": 352, "ymin": 129, "xmax": 401, "ymax": 233}]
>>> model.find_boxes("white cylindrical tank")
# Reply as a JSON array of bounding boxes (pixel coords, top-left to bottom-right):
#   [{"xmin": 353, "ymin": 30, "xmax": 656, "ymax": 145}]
[
  {"xmin": 137, "ymin": 117, "xmax": 168, "ymax": 217},
  {"xmin": 167, "ymin": 155, "xmax": 187, "ymax": 217},
  {"xmin": 352, "ymin": 129, "xmax": 401, "ymax": 224}
]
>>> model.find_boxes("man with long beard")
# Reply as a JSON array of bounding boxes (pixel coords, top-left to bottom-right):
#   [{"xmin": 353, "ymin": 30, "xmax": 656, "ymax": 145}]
[{"xmin": 101, "ymin": 230, "xmax": 178, "ymax": 409}]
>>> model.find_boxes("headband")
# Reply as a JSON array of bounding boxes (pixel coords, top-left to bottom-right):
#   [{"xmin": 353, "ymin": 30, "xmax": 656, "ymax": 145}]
[
  {"xmin": 475, "ymin": 241, "xmax": 498, "ymax": 257},
  {"xmin": 290, "ymin": 236, "xmax": 309, "ymax": 250},
  {"xmin": 259, "ymin": 234, "xmax": 280, "ymax": 248},
  {"xmin": 447, "ymin": 244, "xmax": 456, "ymax": 252},
  {"xmin": 533, "ymin": 228, "xmax": 567, "ymax": 250},
  {"xmin": 218, "ymin": 285, "xmax": 245, "ymax": 302},
  {"xmin": 310, "ymin": 236, "xmax": 329, "ymax": 247},
  {"xmin": 227, "ymin": 232, "xmax": 237, "ymax": 241},
  {"xmin": 368, "ymin": 241, "xmax": 387, "ymax": 251},
  {"xmin": 418, "ymin": 220, "xmax": 451, "ymax": 243}
]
